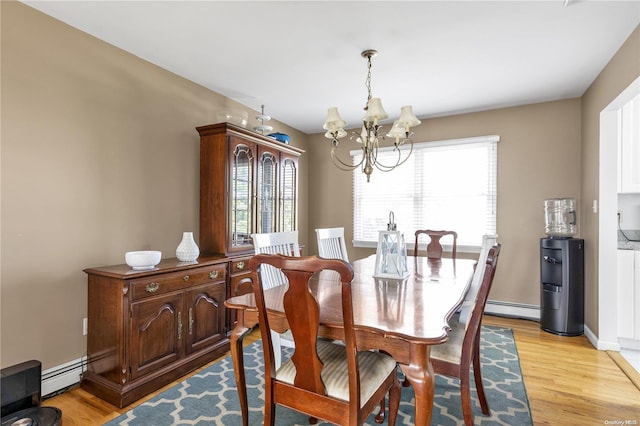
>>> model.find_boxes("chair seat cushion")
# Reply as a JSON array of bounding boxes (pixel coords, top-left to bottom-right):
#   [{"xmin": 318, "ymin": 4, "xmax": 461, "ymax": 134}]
[
  {"xmin": 277, "ymin": 339, "xmax": 397, "ymax": 405},
  {"xmin": 430, "ymin": 320, "xmax": 465, "ymax": 364}
]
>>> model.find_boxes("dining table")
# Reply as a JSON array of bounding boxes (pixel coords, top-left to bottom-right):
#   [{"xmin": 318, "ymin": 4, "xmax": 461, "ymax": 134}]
[{"xmin": 224, "ymin": 254, "xmax": 476, "ymax": 426}]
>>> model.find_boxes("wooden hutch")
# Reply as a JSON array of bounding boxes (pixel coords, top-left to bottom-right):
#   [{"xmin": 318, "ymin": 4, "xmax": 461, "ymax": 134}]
[{"xmin": 81, "ymin": 122, "xmax": 303, "ymax": 407}]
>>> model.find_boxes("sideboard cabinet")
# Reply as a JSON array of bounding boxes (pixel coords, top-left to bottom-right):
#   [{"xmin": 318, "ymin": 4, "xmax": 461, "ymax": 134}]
[
  {"xmin": 197, "ymin": 122, "xmax": 304, "ymax": 256},
  {"xmin": 82, "ymin": 257, "xmax": 229, "ymax": 408}
]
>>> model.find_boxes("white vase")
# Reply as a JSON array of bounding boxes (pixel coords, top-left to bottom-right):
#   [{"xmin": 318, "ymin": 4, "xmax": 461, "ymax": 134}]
[{"xmin": 176, "ymin": 232, "xmax": 200, "ymax": 262}]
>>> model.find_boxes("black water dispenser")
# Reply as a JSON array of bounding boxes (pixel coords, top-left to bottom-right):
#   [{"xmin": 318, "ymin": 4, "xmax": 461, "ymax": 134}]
[{"xmin": 540, "ymin": 237, "xmax": 584, "ymax": 336}]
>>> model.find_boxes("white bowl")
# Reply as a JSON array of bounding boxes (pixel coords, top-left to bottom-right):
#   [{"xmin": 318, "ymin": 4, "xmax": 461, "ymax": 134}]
[
  {"xmin": 125, "ymin": 251, "xmax": 162, "ymax": 270},
  {"xmin": 216, "ymin": 109, "xmax": 248, "ymax": 128}
]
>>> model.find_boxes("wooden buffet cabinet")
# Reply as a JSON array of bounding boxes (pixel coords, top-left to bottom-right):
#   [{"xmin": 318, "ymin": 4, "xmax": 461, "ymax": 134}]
[{"xmin": 82, "ymin": 122, "xmax": 303, "ymax": 407}]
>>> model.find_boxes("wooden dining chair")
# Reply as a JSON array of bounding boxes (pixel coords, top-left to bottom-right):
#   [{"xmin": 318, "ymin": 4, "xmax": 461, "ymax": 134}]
[
  {"xmin": 458, "ymin": 234, "xmax": 499, "ymax": 326},
  {"xmin": 251, "ymin": 231, "xmax": 301, "ymax": 368},
  {"xmin": 249, "ymin": 254, "xmax": 401, "ymax": 425},
  {"xmin": 430, "ymin": 244, "xmax": 502, "ymax": 426},
  {"xmin": 315, "ymin": 227, "xmax": 349, "ymax": 262},
  {"xmin": 414, "ymin": 229, "xmax": 458, "ymax": 259}
]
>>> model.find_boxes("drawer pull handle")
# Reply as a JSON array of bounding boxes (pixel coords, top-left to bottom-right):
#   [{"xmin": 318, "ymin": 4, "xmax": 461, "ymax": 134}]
[
  {"xmin": 236, "ymin": 262, "xmax": 245, "ymax": 270},
  {"xmin": 209, "ymin": 270, "xmax": 219, "ymax": 279},
  {"xmin": 178, "ymin": 313, "xmax": 182, "ymax": 340},
  {"xmin": 189, "ymin": 308, "xmax": 194, "ymax": 335},
  {"xmin": 183, "ymin": 275, "xmax": 190, "ymax": 282},
  {"xmin": 145, "ymin": 282, "xmax": 160, "ymax": 293}
]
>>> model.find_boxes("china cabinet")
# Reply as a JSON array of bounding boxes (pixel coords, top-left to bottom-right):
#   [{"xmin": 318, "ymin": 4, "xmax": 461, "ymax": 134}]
[
  {"xmin": 197, "ymin": 122, "xmax": 303, "ymax": 328},
  {"xmin": 82, "ymin": 257, "xmax": 229, "ymax": 407},
  {"xmin": 197, "ymin": 122, "xmax": 304, "ymax": 256}
]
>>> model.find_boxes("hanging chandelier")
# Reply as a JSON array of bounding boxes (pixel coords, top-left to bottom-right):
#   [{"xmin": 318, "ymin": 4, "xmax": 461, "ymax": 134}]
[{"xmin": 322, "ymin": 49, "xmax": 421, "ymax": 182}]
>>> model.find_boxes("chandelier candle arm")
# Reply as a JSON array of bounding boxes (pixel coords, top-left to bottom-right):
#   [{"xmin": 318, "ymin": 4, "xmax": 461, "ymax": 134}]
[{"xmin": 322, "ymin": 49, "xmax": 422, "ymax": 182}]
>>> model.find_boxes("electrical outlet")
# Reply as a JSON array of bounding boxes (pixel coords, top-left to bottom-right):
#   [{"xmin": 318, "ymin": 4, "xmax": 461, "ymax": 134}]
[{"xmin": 83, "ymin": 318, "xmax": 88, "ymax": 336}]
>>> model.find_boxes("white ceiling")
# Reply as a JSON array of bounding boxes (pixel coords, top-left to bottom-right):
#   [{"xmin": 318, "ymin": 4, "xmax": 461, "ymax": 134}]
[{"xmin": 21, "ymin": 1, "xmax": 640, "ymax": 134}]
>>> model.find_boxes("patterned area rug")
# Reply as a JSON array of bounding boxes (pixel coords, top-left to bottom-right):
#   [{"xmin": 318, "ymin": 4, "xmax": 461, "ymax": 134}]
[{"xmin": 105, "ymin": 326, "xmax": 531, "ymax": 425}]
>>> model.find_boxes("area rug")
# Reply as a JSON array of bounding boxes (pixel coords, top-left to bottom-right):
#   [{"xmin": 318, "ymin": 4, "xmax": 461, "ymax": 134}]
[{"xmin": 105, "ymin": 326, "xmax": 531, "ymax": 425}]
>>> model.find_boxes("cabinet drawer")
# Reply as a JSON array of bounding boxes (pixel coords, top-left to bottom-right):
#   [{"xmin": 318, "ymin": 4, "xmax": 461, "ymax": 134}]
[
  {"xmin": 129, "ymin": 264, "xmax": 227, "ymax": 300},
  {"xmin": 230, "ymin": 257, "xmax": 251, "ymax": 275}
]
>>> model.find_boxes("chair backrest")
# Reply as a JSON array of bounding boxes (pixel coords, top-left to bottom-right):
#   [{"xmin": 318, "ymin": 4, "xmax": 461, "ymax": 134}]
[
  {"xmin": 462, "ymin": 244, "xmax": 501, "ymax": 349},
  {"xmin": 251, "ymin": 231, "xmax": 300, "ymax": 288},
  {"xmin": 315, "ymin": 227, "xmax": 349, "ymax": 262},
  {"xmin": 459, "ymin": 234, "xmax": 499, "ymax": 325},
  {"xmin": 414, "ymin": 229, "xmax": 458, "ymax": 259},
  {"xmin": 249, "ymin": 254, "xmax": 359, "ymax": 408}
]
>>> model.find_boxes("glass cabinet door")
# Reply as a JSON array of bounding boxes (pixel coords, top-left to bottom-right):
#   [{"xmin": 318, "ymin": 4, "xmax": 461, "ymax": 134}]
[
  {"xmin": 230, "ymin": 141, "xmax": 255, "ymax": 251},
  {"xmin": 257, "ymin": 150, "xmax": 278, "ymax": 234},
  {"xmin": 280, "ymin": 155, "xmax": 298, "ymax": 232}
]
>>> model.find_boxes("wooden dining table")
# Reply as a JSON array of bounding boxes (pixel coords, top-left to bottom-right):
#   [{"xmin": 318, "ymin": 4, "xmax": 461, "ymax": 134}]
[{"xmin": 224, "ymin": 254, "xmax": 476, "ymax": 426}]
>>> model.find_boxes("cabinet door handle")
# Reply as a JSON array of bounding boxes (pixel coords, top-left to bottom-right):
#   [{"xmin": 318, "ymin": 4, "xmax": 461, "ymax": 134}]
[
  {"xmin": 178, "ymin": 313, "xmax": 182, "ymax": 340},
  {"xmin": 189, "ymin": 308, "xmax": 194, "ymax": 335},
  {"xmin": 182, "ymin": 275, "xmax": 190, "ymax": 282},
  {"xmin": 145, "ymin": 282, "xmax": 160, "ymax": 293},
  {"xmin": 236, "ymin": 262, "xmax": 245, "ymax": 270},
  {"xmin": 209, "ymin": 270, "xmax": 219, "ymax": 279}
]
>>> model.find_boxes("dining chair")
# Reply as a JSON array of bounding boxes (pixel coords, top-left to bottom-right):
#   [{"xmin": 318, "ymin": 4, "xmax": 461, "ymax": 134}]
[
  {"xmin": 249, "ymin": 254, "xmax": 401, "ymax": 425},
  {"xmin": 458, "ymin": 234, "xmax": 499, "ymax": 326},
  {"xmin": 315, "ymin": 227, "xmax": 349, "ymax": 262},
  {"xmin": 414, "ymin": 229, "xmax": 458, "ymax": 259},
  {"xmin": 251, "ymin": 231, "xmax": 301, "ymax": 368},
  {"xmin": 430, "ymin": 244, "xmax": 502, "ymax": 426}
]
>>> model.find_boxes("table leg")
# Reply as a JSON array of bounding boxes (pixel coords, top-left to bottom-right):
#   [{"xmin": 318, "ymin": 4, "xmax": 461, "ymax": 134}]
[
  {"xmin": 399, "ymin": 346, "xmax": 434, "ymax": 426},
  {"xmin": 230, "ymin": 314, "xmax": 252, "ymax": 426}
]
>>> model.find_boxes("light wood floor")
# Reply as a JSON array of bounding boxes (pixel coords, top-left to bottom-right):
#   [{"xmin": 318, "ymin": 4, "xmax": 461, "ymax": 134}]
[{"xmin": 42, "ymin": 315, "xmax": 640, "ymax": 425}]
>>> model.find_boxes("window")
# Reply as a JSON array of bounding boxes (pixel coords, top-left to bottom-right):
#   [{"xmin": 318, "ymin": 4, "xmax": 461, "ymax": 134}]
[{"xmin": 352, "ymin": 135, "xmax": 499, "ymax": 251}]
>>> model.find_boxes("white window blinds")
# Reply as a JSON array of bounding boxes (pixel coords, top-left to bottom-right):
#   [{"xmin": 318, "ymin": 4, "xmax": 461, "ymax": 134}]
[{"xmin": 352, "ymin": 135, "xmax": 499, "ymax": 250}]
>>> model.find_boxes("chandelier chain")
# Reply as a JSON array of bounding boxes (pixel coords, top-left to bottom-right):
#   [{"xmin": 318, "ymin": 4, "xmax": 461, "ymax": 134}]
[{"xmin": 365, "ymin": 55, "xmax": 373, "ymax": 105}]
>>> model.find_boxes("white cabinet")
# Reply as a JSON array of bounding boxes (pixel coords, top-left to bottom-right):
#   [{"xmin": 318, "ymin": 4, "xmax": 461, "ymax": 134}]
[
  {"xmin": 617, "ymin": 250, "xmax": 640, "ymax": 346},
  {"xmin": 618, "ymin": 95, "xmax": 640, "ymax": 193}
]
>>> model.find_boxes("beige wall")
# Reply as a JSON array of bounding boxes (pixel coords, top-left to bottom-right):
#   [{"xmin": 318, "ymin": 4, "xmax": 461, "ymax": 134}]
[
  {"xmin": 580, "ymin": 25, "xmax": 640, "ymax": 335},
  {"xmin": 2, "ymin": 0, "xmax": 638, "ymax": 373},
  {"xmin": 0, "ymin": 2, "xmax": 309, "ymax": 369},
  {"xmin": 308, "ymin": 99, "xmax": 582, "ymax": 306}
]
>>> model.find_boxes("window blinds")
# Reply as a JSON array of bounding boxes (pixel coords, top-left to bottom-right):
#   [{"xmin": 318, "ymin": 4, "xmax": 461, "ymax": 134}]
[{"xmin": 352, "ymin": 135, "xmax": 499, "ymax": 250}]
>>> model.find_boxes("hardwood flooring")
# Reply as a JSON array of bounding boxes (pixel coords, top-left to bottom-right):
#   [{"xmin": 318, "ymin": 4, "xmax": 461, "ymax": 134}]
[{"xmin": 42, "ymin": 315, "xmax": 640, "ymax": 425}]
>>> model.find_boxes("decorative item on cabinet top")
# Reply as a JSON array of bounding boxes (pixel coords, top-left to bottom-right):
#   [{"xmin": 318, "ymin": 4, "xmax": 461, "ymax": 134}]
[
  {"xmin": 267, "ymin": 132, "xmax": 290, "ymax": 144},
  {"xmin": 216, "ymin": 109, "xmax": 248, "ymax": 128},
  {"xmin": 176, "ymin": 231, "xmax": 200, "ymax": 262},
  {"xmin": 125, "ymin": 250, "xmax": 162, "ymax": 270}
]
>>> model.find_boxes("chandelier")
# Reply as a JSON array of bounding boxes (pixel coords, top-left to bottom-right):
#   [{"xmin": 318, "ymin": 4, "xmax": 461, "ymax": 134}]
[{"xmin": 322, "ymin": 49, "xmax": 421, "ymax": 182}]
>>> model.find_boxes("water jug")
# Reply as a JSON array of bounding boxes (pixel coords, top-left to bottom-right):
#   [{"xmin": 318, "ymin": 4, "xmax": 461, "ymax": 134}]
[{"xmin": 544, "ymin": 198, "xmax": 577, "ymax": 237}]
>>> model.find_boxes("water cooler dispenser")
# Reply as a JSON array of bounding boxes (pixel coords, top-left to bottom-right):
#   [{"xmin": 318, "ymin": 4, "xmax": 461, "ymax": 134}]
[{"xmin": 540, "ymin": 198, "xmax": 584, "ymax": 336}]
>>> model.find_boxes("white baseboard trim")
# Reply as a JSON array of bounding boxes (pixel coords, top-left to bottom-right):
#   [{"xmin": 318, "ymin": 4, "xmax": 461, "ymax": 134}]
[
  {"xmin": 583, "ymin": 324, "xmax": 609, "ymax": 350},
  {"xmin": 483, "ymin": 302, "xmax": 615, "ymax": 352},
  {"xmin": 618, "ymin": 337, "xmax": 640, "ymax": 351},
  {"xmin": 41, "ymin": 356, "xmax": 86, "ymax": 398},
  {"xmin": 485, "ymin": 300, "xmax": 540, "ymax": 320}
]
